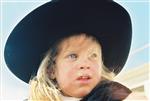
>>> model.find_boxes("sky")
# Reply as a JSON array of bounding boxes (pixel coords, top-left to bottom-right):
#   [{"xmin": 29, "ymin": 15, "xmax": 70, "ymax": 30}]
[{"xmin": 1, "ymin": 0, "xmax": 149, "ymax": 100}]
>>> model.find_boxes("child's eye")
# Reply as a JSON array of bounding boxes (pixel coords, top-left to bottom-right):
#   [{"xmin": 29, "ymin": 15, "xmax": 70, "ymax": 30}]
[
  {"xmin": 91, "ymin": 53, "xmax": 98, "ymax": 59},
  {"xmin": 67, "ymin": 53, "xmax": 78, "ymax": 60}
]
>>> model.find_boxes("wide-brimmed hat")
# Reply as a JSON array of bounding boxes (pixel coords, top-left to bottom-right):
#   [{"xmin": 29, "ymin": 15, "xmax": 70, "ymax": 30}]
[{"xmin": 4, "ymin": 0, "xmax": 132, "ymax": 83}]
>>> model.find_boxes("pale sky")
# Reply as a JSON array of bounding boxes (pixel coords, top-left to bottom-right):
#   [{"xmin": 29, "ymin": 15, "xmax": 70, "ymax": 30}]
[{"xmin": 1, "ymin": 0, "xmax": 149, "ymax": 100}]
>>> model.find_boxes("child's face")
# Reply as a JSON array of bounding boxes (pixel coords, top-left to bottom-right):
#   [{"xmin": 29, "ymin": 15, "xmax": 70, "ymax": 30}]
[{"xmin": 54, "ymin": 35, "xmax": 102, "ymax": 98}]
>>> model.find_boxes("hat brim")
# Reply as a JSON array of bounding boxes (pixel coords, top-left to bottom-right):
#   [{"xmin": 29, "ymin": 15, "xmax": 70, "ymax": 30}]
[{"xmin": 4, "ymin": 0, "xmax": 132, "ymax": 83}]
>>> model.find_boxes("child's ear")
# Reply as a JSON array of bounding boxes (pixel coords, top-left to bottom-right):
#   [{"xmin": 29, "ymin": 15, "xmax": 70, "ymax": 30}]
[{"xmin": 47, "ymin": 67, "xmax": 56, "ymax": 80}]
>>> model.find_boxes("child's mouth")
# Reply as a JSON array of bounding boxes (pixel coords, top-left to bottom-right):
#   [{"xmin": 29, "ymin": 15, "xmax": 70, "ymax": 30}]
[{"xmin": 76, "ymin": 75, "xmax": 92, "ymax": 84}]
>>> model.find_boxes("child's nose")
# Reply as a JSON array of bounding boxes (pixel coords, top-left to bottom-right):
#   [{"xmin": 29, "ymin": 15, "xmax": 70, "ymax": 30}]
[
  {"xmin": 78, "ymin": 58, "xmax": 91, "ymax": 70},
  {"xmin": 80, "ymin": 66, "xmax": 90, "ymax": 70}
]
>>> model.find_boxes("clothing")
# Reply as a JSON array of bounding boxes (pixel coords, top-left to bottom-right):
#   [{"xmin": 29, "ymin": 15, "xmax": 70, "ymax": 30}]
[
  {"xmin": 61, "ymin": 95, "xmax": 82, "ymax": 101},
  {"xmin": 81, "ymin": 80, "xmax": 132, "ymax": 101}
]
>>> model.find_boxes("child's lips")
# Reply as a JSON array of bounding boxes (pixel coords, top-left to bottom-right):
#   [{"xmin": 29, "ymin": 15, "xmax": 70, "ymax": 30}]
[
  {"xmin": 77, "ymin": 76, "xmax": 91, "ymax": 80},
  {"xmin": 76, "ymin": 75, "xmax": 92, "ymax": 84}
]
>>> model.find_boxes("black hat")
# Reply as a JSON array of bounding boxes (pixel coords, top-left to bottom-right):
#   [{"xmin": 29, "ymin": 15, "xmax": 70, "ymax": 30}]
[{"xmin": 4, "ymin": 0, "xmax": 132, "ymax": 83}]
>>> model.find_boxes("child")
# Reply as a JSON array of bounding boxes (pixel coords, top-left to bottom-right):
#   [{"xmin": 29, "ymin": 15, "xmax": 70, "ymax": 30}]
[
  {"xmin": 29, "ymin": 33, "xmax": 131, "ymax": 101},
  {"xmin": 4, "ymin": 0, "xmax": 132, "ymax": 101}
]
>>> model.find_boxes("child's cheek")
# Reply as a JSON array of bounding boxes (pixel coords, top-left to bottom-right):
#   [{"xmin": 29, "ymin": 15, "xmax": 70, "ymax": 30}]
[
  {"xmin": 61, "ymin": 63, "xmax": 76, "ymax": 77},
  {"xmin": 66, "ymin": 65, "xmax": 77, "ymax": 76},
  {"xmin": 91, "ymin": 63, "xmax": 102, "ymax": 72},
  {"xmin": 91, "ymin": 64, "xmax": 102, "ymax": 79}
]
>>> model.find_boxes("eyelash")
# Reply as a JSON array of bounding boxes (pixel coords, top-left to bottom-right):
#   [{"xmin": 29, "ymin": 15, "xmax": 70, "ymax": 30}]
[
  {"xmin": 66, "ymin": 53, "xmax": 98, "ymax": 61},
  {"xmin": 67, "ymin": 53, "xmax": 78, "ymax": 60},
  {"xmin": 91, "ymin": 53, "xmax": 97, "ymax": 58}
]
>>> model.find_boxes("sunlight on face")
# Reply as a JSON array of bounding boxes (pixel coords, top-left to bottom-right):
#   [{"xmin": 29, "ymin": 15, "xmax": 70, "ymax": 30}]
[{"xmin": 55, "ymin": 34, "xmax": 103, "ymax": 97}]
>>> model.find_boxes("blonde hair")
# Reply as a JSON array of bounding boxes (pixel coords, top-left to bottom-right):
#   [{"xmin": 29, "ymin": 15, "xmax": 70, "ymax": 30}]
[
  {"xmin": 29, "ymin": 50, "xmax": 61, "ymax": 101},
  {"xmin": 28, "ymin": 34, "xmax": 115, "ymax": 101}
]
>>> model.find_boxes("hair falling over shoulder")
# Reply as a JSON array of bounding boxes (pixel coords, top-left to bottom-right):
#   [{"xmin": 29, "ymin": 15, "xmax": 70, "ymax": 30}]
[
  {"xmin": 28, "ymin": 51, "xmax": 62, "ymax": 101},
  {"xmin": 29, "ymin": 77, "xmax": 61, "ymax": 101}
]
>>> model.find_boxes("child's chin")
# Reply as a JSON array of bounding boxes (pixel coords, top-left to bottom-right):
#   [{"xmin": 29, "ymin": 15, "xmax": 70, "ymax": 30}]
[
  {"xmin": 73, "ymin": 89, "xmax": 91, "ymax": 98},
  {"xmin": 63, "ymin": 86, "xmax": 94, "ymax": 98}
]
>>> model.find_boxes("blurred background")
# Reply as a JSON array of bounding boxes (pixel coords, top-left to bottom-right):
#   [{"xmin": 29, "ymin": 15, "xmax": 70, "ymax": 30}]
[{"xmin": 0, "ymin": 0, "xmax": 149, "ymax": 100}]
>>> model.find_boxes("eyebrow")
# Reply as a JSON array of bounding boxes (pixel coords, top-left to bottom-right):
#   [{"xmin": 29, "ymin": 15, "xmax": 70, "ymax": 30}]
[
  {"xmin": 63, "ymin": 48, "xmax": 99, "ymax": 55},
  {"xmin": 63, "ymin": 50, "xmax": 77, "ymax": 55}
]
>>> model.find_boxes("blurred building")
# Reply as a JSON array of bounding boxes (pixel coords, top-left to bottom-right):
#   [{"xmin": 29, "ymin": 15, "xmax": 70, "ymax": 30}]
[{"xmin": 115, "ymin": 63, "xmax": 149, "ymax": 100}]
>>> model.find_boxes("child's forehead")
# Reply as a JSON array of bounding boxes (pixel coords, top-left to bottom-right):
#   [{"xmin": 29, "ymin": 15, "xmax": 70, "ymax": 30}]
[{"xmin": 59, "ymin": 34, "xmax": 101, "ymax": 52}]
